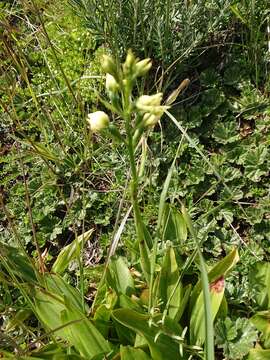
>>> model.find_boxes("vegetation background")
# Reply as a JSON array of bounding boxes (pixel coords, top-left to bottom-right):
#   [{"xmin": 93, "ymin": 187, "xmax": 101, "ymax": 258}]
[{"xmin": 0, "ymin": 0, "xmax": 270, "ymax": 359}]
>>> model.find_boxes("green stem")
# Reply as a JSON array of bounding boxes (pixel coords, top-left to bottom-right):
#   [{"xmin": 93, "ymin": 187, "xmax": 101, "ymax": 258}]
[
  {"xmin": 124, "ymin": 98, "xmax": 152, "ymax": 286},
  {"xmin": 125, "ymin": 112, "xmax": 143, "ymax": 237}
]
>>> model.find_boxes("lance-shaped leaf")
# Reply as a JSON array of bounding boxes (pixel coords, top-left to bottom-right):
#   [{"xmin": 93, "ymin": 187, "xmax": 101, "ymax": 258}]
[
  {"xmin": 190, "ymin": 248, "xmax": 239, "ymax": 311},
  {"xmin": 33, "ymin": 274, "xmax": 110, "ymax": 359},
  {"xmin": 190, "ymin": 276, "xmax": 225, "ymax": 345},
  {"xmin": 159, "ymin": 244, "xmax": 182, "ymax": 319},
  {"xmin": 106, "ymin": 256, "xmax": 135, "ymax": 296},
  {"xmin": 112, "ymin": 309, "xmax": 182, "ymax": 360},
  {"xmin": 52, "ymin": 229, "xmax": 94, "ymax": 274},
  {"xmin": 120, "ymin": 345, "xmax": 151, "ymax": 360},
  {"xmin": 248, "ymin": 347, "xmax": 270, "ymax": 360},
  {"xmin": 251, "ymin": 311, "xmax": 270, "ymax": 349},
  {"xmin": 0, "ymin": 242, "xmax": 38, "ymax": 284},
  {"xmin": 249, "ymin": 263, "xmax": 270, "ymax": 310},
  {"xmin": 161, "ymin": 204, "xmax": 187, "ymax": 244}
]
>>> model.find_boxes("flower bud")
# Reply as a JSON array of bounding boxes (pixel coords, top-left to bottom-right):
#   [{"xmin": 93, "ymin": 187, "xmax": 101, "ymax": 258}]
[
  {"xmin": 136, "ymin": 93, "xmax": 170, "ymax": 119},
  {"xmin": 105, "ymin": 73, "xmax": 119, "ymax": 93},
  {"xmin": 136, "ymin": 93, "xmax": 163, "ymax": 110},
  {"xmin": 101, "ymin": 55, "xmax": 116, "ymax": 75},
  {"xmin": 87, "ymin": 111, "xmax": 109, "ymax": 133},
  {"xmin": 123, "ymin": 49, "xmax": 136, "ymax": 75},
  {"xmin": 135, "ymin": 58, "xmax": 152, "ymax": 77},
  {"xmin": 143, "ymin": 113, "xmax": 160, "ymax": 127}
]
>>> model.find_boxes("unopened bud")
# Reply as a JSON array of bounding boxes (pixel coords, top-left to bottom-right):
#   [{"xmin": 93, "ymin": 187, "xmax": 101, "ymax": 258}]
[
  {"xmin": 136, "ymin": 93, "xmax": 169, "ymax": 117},
  {"xmin": 87, "ymin": 111, "xmax": 109, "ymax": 133},
  {"xmin": 143, "ymin": 113, "xmax": 160, "ymax": 127},
  {"xmin": 136, "ymin": 93, "xmax": 163, "ymax": 110},
  {"xmin": 101, "ymin": 55, "xmax": 116, "ymax": 75},
  {"xmin": 105, "ymin": 73, "xmax": 119, "ymax": 93},
  {"xmin": 123, "ymin": 49, "xmax": 136, "ymax": 75},
  {"xmin": 135, "ymin": 58, "xmax": 152, "ymax": 77}
]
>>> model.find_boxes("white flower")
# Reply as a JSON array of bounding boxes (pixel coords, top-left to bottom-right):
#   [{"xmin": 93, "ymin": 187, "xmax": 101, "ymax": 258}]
[
  {"xmin": 87, "ymin": 111, "xmax": 109, "ymax": 132},
  {"xmin": 105, "ymin": 73, "xmax": 119, "ymax": 93}
]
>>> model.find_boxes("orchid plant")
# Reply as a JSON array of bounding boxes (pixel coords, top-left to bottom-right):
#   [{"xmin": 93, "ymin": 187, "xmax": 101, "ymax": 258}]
[{"xmin": 87, "ymin": 50, "xmax": 170, "ymax": 300}]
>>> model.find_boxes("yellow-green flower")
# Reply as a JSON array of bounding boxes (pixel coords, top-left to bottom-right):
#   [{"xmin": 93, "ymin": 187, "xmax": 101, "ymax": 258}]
[
  {"xmin": 105, "ymin": 73, "xmax": 119, "ymax": 93},
  {"xmin": 135, "ymin": 58, "xmax": 152, "ymax": 77},
  {"xmin": 87, "ymin": 111, "xmax": 109, "ymax": 132},
  {"xmin": 101, "ymin": 55, "xmax": 116, "ymax": 75},
  {"xmin": 143, "ymin": 113, "xmax": 160, "ymax": 127},
  {"xmin": 136, "ymin": 93, "xmax": 169, "ymax": 115}
]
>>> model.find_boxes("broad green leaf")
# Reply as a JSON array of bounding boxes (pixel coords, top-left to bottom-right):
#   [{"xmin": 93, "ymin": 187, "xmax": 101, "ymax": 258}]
[
  {"xmin": 60, "ymin": 307, "xmax": 110, "ymax": 359},
  {"xmin": 159, "ymin": 244, "xmax": 182, "ymax": 319},
  {"xmin": 27, "ymin": 343, "xmax": 85, "ymax": 359},
  {"xmin": 112, "ymin": 309, "xmax": 181, "ymax": 360},
  {"xmin": 240, "ymin": 145, "xmax": 269, "ymax": 183},
  {"xmin": 251, "ymin": 311, "xmax": 270, "ymax": 349},
  {"xmin": 52, "ymin": 229, "xmax": 94, "ymax": 274},
  {"xmin": 180, "ymin": 203, "xmax": 214, "ymax": 360},
  {"xmin": 200, "ymin": 89, "xmax": 225, "ymax": 116},
  {"xmin": 120, "ymin": 345, "xmax": 151, "ymax": 360},
  {"xmin": 190, "ymin": 248, "xmax": 239, "ymax": 310},
  {"xmin": 139, "ymin": 239, "xmax": 151, "ymax": 284},
  {"xmin": 93, "ymin": 304, "xmax": 111, "ymax": 338},
  {"xmin": 161, "ymin": 204, "xmax": 187, "ymax": 244},
  {"xmin": 119, "ymin": 293, "xmax": 143, "ymax": 312},
  {"xmin": 190, "ymin": 276, "xmax": 225, "ymax": 345},
  {"xmin": 113, "ymin": 317, "xmax": 136, "ymax": 345},
  {"xmin": 34, "ymin": 275, "xmax": 110, "ymax": 359},
  {"xmin": 106, "ymin": 256, "xmax": 135, "ymax": 296},
  {"xmin": 176, "ymin": 284, "xmax": 192, "ymax": 322},
  {"xmin": 43, "ymin": 274, "xmax": 87, "ymax": 312},
  {"xmin": 28, "ymin": 344, "xmax": 88, "ymax": 360},
  {"xmin": 0, "ymin": 242, "xmax": 38, "ymax": 284},
  {"xmin": 249, "ymin": 263, "xmax": 270, "ymax": 309}
]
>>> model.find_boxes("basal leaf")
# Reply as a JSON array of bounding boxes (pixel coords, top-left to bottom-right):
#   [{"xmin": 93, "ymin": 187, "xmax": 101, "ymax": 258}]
[
  {"xmin": 212, "ymin": 119, "xmax": 239, "ymax": 144},
  {"xmin": 112, "ymin": 309, "xmax": 181, "ymax": 360},
  {"xmin": 249, "ymin": 263, "xmax": 270, "ymax": 310},
  {"xmin": 248, "ymin": 348, "xmax": 270, "ymax": 360},
  {"xmin": 251, "ymin": 311, "xmax": 270, "ymax": 349},
  {"xmin": 52, "ymin": 229, "xmax": 94, "ymax": 274},
  {"xmin": 33, "ymin": 275, "xmax": 110, "ymax": 359},
  {"xmin": 159, "ymin": 244, "xmax": 182, "ymax": 319},
  {"xmin": 106, "ymin": 256, "xmax": 135, "ymax": 296},
  {"xmin": 216, "ymin": 317, "xmax": 257, "ymax": 359},
  {"xmin": 120, "ymin": 345, "xmax": 151, "ymax": 360},
  {"xmin": 161, "ymin": 204, "xmax": 187, "ymax": 245},
  {"xmin": 190, "ymin": 276, "xmax": 225, "ymax": 345}
]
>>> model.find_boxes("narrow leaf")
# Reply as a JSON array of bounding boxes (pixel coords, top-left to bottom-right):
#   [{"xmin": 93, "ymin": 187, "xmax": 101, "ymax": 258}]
[{"xmin": 52, "ymin": 229, "xmax": 94, "ymax": 274}]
